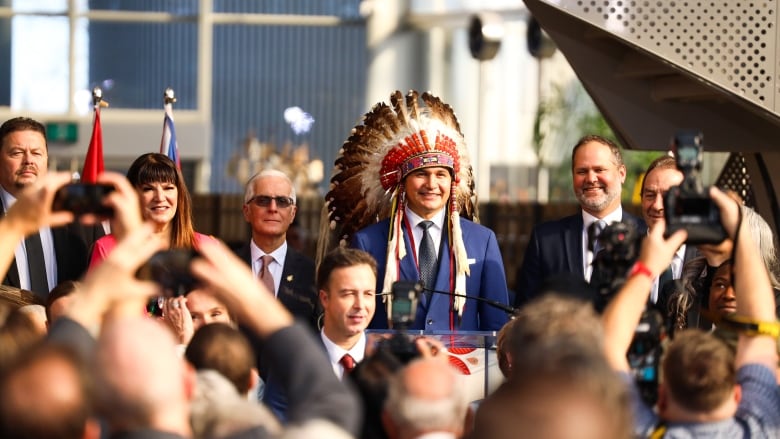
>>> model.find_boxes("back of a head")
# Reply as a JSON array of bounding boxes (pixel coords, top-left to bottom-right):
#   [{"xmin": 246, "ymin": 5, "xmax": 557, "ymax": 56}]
[
  {"xmin": 191, "ymin": 369, "xmax": 280, "ymax": 439},
  {"xmin": 0, "ymin": 343, "xmax": 92, "ymax": 439},
  {"xmin": 662, "ymin": 329, "xmax": 736, "ymax": 413},
  {"xmin": 185, "ymin": 323, "xmax": 256, "ymax": 395},
  {"xmin": 472, "ymin": 336, "xmax": 632, "ymax": 439},
  {"xmin": 351, "ymin": 347, "xmax": 404, "ymax": 439},
  {"xmin": 506, "ymin": 293, "xmax": 603, "ymax": 377},
  {"xmin": 0, "ymin": 307, "xmax": 44, "ymax": 372},
  {"xmin": 384, "ymin": 357, "xmax": 468, "ymax": 437},
  {"xmin": 94, "ymin": 317, "xmax": 187, "ymax": 431}
]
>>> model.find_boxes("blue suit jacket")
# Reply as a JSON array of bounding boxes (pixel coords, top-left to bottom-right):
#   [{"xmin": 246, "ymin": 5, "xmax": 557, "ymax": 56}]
[
  {"xmin": 352, "ymin": 216, "xmax": 509, "ymax": 331},
  {"xmin": 514, "ymin": 211, "xmax": 646, "ymax": 308}
]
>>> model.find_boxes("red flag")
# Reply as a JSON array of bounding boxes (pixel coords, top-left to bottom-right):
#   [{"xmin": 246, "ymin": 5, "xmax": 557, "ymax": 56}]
[{"xmin": 82, "ymin": 106, "xmax": 104, "ymax": 183}]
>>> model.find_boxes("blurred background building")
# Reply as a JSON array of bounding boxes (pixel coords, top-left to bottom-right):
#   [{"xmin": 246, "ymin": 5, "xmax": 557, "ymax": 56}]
[{"xmin": 0, "ymin": 0, "xmax": 637, "ymax": 202}]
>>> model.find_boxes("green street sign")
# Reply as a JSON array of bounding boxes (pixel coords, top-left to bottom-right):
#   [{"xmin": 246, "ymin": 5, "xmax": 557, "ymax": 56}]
[{"xmin": 46, "ymin": 122, "xmax": 79, "ymax": 144}]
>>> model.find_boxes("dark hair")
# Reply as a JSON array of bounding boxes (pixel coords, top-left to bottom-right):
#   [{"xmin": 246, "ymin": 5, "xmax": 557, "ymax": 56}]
[
  {"xmin": 640, "ymin": 155, "xmax": 678, "ymax": 195},
  {"xmin": 0, "ymin": 117, "xmax": 47, "ymax": 149},
  {"xmin": 185, "ymin": 323, "xmax": 255, "ymax": 395},
  {"xmin": 0, "ymin": 308, "xmax": 43, "ymax": 372},
  {"xmin": 126, "ymin": 153, "xmax": 196, "ymax": 249},
  {"xmin": 46, "ymin": 281, "xmax": 80, "ymax": 322},
  {"xmin": 316, "ymin": 247, "xmax": 378, "ymax": 291},
  {"xmin": 571, "ymin": 135, "xmax": 623, "ymax": 167}
]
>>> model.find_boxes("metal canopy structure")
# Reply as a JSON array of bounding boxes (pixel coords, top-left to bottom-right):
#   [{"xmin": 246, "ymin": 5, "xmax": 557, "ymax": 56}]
[{"xmin": 524, "ymin": 0, "xmax": 780, "ymax": 230}]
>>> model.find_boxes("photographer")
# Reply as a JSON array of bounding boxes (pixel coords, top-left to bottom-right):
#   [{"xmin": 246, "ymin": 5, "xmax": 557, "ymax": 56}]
[{"xmin": 603, "ymin": 187, "xmax": 780, "ymax": 437}]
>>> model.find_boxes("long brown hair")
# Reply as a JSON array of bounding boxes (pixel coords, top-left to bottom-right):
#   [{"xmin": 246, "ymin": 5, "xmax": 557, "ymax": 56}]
[{"xmin": 126, "ymin": 153, "xmax": 195, "ymax": 249}]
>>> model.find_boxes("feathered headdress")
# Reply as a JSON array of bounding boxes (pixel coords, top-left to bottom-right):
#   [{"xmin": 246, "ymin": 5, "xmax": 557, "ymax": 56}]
[{"xmin": 317, "ymin": 90, "xmax": 477, "ymax": 321}]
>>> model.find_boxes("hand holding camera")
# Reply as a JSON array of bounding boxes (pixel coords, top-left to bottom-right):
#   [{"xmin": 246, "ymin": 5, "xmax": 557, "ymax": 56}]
[
  {"xmin": 663, "ymin": 131, "xmax": 727, "ymax": 245},
  {"xmin": 5, "ymin": 172, "xmax": 77, "ymax": 236}
]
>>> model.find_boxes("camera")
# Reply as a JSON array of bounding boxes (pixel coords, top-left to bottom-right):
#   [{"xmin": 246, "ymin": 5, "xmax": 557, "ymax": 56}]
[
  {"xmin": 590, "ymin": 220, "xmax": 641, "ymax": 310},
  {"xmin": 663, "ymin": 130, "xmax": 727, "ymax": 245},
  {"xmin": 375, "ymin": 281, "xmax": 423, "ymax": 364},
  {"xmin": 52, "ymin": 183, "xmax": 115, "ymax": 216},
  {"xmin": 137, "ymin": 249, "xmax": 201, "ymax": 297},
  {"xmin": 389, "ymin": 280, "xmax": 421, "ymax": 330},
  {"xmin": 627, "ymin": 308, "xmax": 665, "ymax": 407}
]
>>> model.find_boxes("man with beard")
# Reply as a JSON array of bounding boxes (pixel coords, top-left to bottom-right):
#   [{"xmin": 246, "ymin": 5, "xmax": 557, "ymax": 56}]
[
  {"xmin": 0, "ymin": 117, "xmax": 103, "ymax": 298},
  {"xmin": 514, "ymin": 135, "xmax": 646, "ymax": 308}
]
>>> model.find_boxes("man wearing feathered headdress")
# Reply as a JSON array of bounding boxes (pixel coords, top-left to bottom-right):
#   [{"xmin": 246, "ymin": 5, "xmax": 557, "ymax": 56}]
[{"xmin": 319, "ymin": 90, "xmax": 510, "ymax": 331}]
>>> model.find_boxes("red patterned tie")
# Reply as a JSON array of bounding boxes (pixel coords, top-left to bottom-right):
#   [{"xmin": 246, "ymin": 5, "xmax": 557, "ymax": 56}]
[
  {"xmin": 340, "ymin": 353, "xmax": 356, "ymax": 375},
  {"xmin": 259, "ymin": 255, "xmax": 275, "ymax": 295}
]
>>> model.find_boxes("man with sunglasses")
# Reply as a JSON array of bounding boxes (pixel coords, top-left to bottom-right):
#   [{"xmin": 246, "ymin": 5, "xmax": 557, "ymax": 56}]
[{"xmin": 238, "ymin": 169, "xmax": 319, "ymax": 330}]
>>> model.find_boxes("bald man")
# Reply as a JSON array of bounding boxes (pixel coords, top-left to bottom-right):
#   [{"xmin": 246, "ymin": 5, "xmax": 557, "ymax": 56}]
[
  {"xmin": 94, "ymin": 317, "xmax": 195, "ymax": 438},
  {"xmin": 383, "ymin": 357, "xmax": 468, "ymax": 439}
]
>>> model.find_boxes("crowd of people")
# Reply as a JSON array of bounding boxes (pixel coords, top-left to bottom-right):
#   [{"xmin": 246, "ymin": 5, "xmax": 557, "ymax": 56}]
[{"xmin": 0, "ymin": 87, "xmax": 779, "ymax": 439}]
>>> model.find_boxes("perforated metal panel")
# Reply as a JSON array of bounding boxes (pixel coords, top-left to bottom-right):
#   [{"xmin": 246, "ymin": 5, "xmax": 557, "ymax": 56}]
[
  {"xmin": 555, "ymin": 0, "xmax": 778, "ymax": 111},
  {"xmin": 715, "ymin": 152, "xmax": 755, "ymax": 207}
]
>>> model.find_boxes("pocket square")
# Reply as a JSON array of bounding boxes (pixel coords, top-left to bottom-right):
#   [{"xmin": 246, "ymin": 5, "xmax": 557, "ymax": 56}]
[{"xmin": 467, "ymin": 258, "xmax": 476, "ymax": 265}]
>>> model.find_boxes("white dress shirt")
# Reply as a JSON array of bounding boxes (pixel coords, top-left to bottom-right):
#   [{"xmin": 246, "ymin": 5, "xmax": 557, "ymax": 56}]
[
  {"xmin": 405, "ymin": 206, "xmax": 446, "ymax": 260},
  {"xmin": 581, "ymin": 207, "xmax": 623, "ymax": 282},
  {"xmin": 650, "ymin": 244, "xmax": 686, "ymax": 304},
  {"xmin": 320, "ymin": 330, "xmax": 366, "ymax": 380},
  {"xmin": 0, "ymin": 186, "xmax": 56, "ymax": 291}
]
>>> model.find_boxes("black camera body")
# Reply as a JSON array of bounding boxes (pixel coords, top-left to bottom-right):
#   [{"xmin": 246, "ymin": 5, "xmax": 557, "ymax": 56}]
[
  {"xmin": 52, "ymin": 183, "xmax": 114, "ymax": 216},
  {"xmin": 137, "ymin": 249, "xmax": 201, "ymax": 297},
  {"xmin": 591, "ymin": 220, "xmax": 641, "ymax": 306},
  {"xmin": 374, "ymin": 281, "xmax": 423, "ymax": 365},
  {"xmin": 628, "ymin": 308, "xmax": 665, "ymax": 407},
  {"xmin": 389, "ymin": 280, "xmax": 421, "ymax": 329},
  {"xmin": 663, "ymin": 131, "xmax": 727, "ymax": 245}
]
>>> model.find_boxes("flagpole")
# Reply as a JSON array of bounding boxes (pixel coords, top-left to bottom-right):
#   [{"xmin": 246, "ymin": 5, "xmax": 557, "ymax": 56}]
[
  {"xmin": 161, "ymin": 87, "xmax": 181, "ymax": 169},
  {"xmin": 82, "ymin": 87, "xmax": 108, "ymax": 184}
]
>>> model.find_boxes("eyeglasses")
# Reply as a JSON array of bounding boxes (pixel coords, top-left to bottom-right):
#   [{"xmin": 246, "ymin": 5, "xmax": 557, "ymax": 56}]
[{"xmin": 248, "ymin": 195, "xmax": 294, "ymax": 208}]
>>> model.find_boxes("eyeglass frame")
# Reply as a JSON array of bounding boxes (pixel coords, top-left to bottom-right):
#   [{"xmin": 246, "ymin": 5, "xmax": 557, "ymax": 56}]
[{"xmin": 246, "ymin": 195, "xmax": 295, "ymax": 208}]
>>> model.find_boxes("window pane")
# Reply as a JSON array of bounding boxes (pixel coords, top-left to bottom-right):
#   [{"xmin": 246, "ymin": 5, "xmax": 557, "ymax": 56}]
[
  {"xmin": 87, "ymin": 0, "xmax": 197, "ymax": 14},
  {"xmin": 88, "ymin": 21, "xmax": 197, "ymax": 109},
  {"xmin": 214, "ymin": 0, "xmax": 362, "ymax": 17},
  {"xmin": 12, "ymin": 15, "xmax": 70, "ymax": 113}
]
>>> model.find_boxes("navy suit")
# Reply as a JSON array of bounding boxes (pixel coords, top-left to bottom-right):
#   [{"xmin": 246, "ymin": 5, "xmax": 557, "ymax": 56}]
[
  {"xmin": 352, "ymin": 216, "xmax": 510, "ymax": 331},
  {"xmin": 515, "ymin": 211, "xmax": 646, "ymax": 308},
  {"xmin": 236, "ymin": 243, "xmax": 320, "ymax": 330}
]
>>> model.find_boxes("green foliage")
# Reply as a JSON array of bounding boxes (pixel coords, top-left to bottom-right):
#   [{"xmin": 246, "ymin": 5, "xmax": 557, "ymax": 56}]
[{"xmin": 541, "ymin": 84, "xmax": 657, "ymax": 205}]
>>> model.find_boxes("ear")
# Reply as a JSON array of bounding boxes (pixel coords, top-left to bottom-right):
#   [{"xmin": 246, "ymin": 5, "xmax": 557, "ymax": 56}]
[
  {"xmin": 619, "ymin": 164, "xmax": 627, "ymax": 183},
  {"xmin": 290, "ymin": 204, "xmax": 297, "ymax": 221},
  {"xmin": 247, "ymin": 367, "xmax": 260, "ymax": 398},
  {"xmin": 82, "ymin": 418, "xmax": 101, "ymax": 439},
  {"xmin": 733, "ymin": 384, "xmax": 742, "ymax": 404},
  {"xmin": 319, "ymin": 289, "xmax": 328, "ymax": 308},
  {"xmin": 242, "ymin": 203, "xmax": 251, "ymax": 223}
]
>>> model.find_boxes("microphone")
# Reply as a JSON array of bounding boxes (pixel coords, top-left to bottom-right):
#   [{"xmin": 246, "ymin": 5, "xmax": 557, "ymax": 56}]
[{"xmin": 417, "ymin": 282, "xmax": 516, "ymax": 317}]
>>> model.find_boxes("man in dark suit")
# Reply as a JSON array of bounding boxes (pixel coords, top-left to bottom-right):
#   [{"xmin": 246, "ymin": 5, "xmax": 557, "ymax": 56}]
[
  {"xmin": 0, "ymin": 117, "xmax": 103, "ymax": 298},
  {"xmin": 515, "ymin": 135, "xmax": 646, "ymax": 308},
  {"xmin": 639, "ymin": 155, "xmax": 698, "ymax": 305},
  {"xmin": 237, "ymin": 169, "xmax": 319, "ymax": 329}
]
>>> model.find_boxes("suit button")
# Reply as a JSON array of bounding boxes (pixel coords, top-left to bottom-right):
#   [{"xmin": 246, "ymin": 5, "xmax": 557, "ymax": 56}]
[{"xmin": 427, "ymin": 319, "xmax": 434, "ymax": 325}]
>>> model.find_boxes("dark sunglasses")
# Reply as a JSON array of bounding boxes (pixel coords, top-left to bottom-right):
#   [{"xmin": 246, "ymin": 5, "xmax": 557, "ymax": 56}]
[{"xmin": 248, "ymin": 195, "xmax": 295, "ymax": 208}]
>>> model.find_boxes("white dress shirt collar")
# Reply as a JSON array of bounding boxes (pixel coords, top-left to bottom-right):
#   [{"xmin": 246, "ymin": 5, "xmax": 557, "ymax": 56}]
[{"xmin": 320, "ymin": 330, "xmax": 366, "ymax": 380}]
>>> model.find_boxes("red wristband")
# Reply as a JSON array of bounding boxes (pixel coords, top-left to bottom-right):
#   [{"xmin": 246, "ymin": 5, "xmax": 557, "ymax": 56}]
[{"xmin": 629, "ymin": 261, "xmax": 653, "ymax": 279}]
